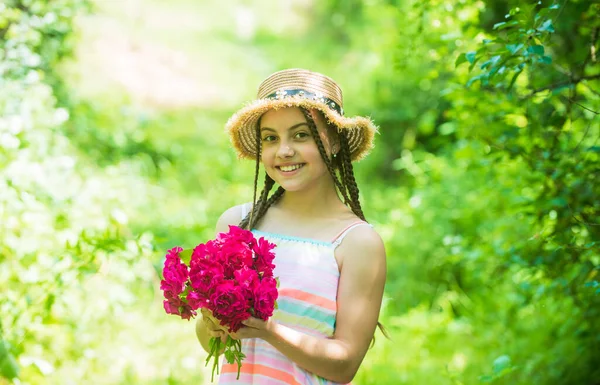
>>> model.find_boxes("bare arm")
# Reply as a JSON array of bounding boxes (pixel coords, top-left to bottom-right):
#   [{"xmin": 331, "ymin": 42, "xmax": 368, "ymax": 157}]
[{"xmin": 237, "ymin": 226, "xmax": 387, "ymax": 383}]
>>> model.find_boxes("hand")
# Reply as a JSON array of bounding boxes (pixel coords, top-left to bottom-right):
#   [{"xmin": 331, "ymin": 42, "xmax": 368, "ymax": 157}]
[
  {"xmin": 200, "ymin": 308, "xmax": 229, "ymax": 344},
  {"xmin": 229, "ymin": 316, "xmax": 275, "ymax": 341}
]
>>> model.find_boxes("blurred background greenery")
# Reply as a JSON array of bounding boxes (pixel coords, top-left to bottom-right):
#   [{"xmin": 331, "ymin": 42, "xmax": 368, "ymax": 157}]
[{"xmin": 1, "ymin": 0, "xmax": 598, "ymax": 384}]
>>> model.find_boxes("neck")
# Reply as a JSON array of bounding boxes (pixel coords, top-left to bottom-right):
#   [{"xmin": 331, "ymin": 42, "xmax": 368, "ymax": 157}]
[{"xmin": 276, "ymin": 177, "xmax": 346, "ymax": 217}]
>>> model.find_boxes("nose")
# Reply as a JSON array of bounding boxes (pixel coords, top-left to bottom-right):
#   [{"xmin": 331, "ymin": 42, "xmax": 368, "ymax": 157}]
[{"xmin": 276, "ymin": 141, "xmax": 295, "ymax": 158}]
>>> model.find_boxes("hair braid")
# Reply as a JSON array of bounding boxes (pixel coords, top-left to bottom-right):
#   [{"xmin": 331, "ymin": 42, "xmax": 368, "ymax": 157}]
[
  {"xmin": 338, "ymin": 133, "xmax": 366, "ymax": 221},
  {"xmin": 299, "ymin": 108, "xmax": 351, "ymax": 205},
  {"xmin": 247, "ymin": 125, "xmax": 262, "ymax": 228},
  {"xmin": 257, "ymin": 186, "xmax": 285, "ymax": 220},
  {"xmin": 240, "ymin": 122, "xmax": 275, "ymax": 230},
  {"xmin": 240, "ymin": 174, "xmax": 275, "ymax": 230},
  {"xmin": 335, "ymin": 130, "xmax": 388, "ymax": 343}
]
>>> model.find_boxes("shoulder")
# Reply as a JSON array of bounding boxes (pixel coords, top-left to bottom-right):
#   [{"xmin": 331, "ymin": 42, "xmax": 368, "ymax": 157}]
[
  {"xmin": 336, "ymin": 224, "xmax": 386, "ymax": 270},
  {"xmin": 215, "ymin": 202, "xmax": 252, "ymax": 233}
]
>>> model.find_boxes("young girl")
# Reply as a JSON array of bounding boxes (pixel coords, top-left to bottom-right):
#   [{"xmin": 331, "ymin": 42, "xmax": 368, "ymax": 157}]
[{"xmin": 196, "ymin": 68, "xmax": 387, "ymax": 384}]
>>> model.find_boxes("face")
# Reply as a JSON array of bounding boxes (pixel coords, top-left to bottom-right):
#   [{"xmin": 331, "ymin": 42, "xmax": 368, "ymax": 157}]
[{"xmin": 259, "ymin": 107, "xmax": 337, "ymax": 192}]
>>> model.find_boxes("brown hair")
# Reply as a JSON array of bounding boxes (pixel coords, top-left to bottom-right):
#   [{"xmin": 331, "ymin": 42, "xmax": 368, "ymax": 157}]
[{"xmin": 238, "ymin": 107, "xmax": 389, "ymax": 342}]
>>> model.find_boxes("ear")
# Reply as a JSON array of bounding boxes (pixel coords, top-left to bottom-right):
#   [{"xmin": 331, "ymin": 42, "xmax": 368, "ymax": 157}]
[{"xmin": 331, "ymin": 142, "xmax": 340, "ymax": 155}]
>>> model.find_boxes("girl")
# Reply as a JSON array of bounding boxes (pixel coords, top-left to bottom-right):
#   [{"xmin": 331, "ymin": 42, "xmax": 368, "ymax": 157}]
[{"xmin": 196, "ymin": 68, "xmax": 387, "ymax": 384}]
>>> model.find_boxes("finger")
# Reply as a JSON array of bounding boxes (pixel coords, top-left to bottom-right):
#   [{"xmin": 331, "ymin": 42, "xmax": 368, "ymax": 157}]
[
  {"xmin": 220, "ymin": 334, "xmax": 227, "ymax": 344},
  {"xmin": 204, "ymin": 317, "xmax": 217, "ymax": 328},
  {"xmin": 209, "ymin": 330, "xmax": 225, "ymax": 338},
  {"xmin": 232, "ymin": 327, "xmax": 259, "ymax": 340},
  {"xmin": 241, "ymin": 317, "xmax": 262, "ymax": 329}
]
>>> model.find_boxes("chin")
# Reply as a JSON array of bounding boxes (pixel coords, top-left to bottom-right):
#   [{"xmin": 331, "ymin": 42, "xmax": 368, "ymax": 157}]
[{"xmin": 274, "ymin": 180, "xmax": 305, "ymax": 192}]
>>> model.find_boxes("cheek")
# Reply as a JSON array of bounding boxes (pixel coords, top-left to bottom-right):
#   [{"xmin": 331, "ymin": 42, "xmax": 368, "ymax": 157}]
[
  {"xmin": 260, "ymin": 146, "xmax": 274, "ymax": 164},
  {"xmin": 303, "ymin": 144, "xmax": 326, "ymax": 165}
]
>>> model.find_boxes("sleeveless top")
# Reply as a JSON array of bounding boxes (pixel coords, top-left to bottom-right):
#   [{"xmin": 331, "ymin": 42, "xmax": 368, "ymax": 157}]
[{"xmin": 218, "ymin": 204, "xmax": 371, "ymax": 385}]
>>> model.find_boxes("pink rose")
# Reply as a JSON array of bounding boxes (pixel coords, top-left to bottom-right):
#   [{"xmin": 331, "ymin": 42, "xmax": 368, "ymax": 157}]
[
  {"xmin": 227, "ymin": 311, "xmax": 252, "ymax": 333},
  {"xmin": 253, "ymin": 237, "xmax": 276, "ymax": 278},
  {"xmin": 189, "ymin": 257, "xmax": 224, "ymax": 300},
  {"xmin": 179, "ymin": 306, "xmax": 196, "ymax": 320},
  {"xmin": 220, "ymin": 242, "xmax": 254, "ymax": 278},
  {"xmin": 190, "ymin": 241, "xmax": 221, "ymax": 265},
  {"xmin": 163, "ymin": 297, "xmax": 183, "ymax": 315},
  {"xmin": 161, "ymin": 247, "xmax": 189, "ymax": 296},
  {"xmin": 234, "ymin": 266, "xmax": 259, "ymax": 302},
  {"xmin": 186, "ymin": 290, "xmax": 206, "ymax": 310},
  {"xmin": 163, "ymin": 297, "xmax": 196, "ymax": 320},
  {"xmin": 218, "ymin": 225, "xmax": 255, "ymax": 247},
  {"xmin": 209, "ymin": 281, "xmax": 250, "ymax": 332},
  {"xmin": 160, "ymin": 280, "xmax": 180, "ymax": 299},
  {"xmin": 234, "ymin": 266, "xmax": 259, "ymax": 290},
  {"xmin": 252, "ymin": 277, "xmax": 278, "ymax": 320}
]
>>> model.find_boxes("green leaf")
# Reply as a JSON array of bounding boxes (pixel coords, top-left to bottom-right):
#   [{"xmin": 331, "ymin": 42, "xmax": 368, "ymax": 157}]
[
  {"xmin": 549, "ymin": 197, "xmax": 567, "ymax": 207},
  {"xmin": 535, "ymin": 9, "xmax": 551, "ymax": 22},
  {"xmin": 480, "ymin": 55, "xmax": 501, "ymax": 70},
  {"xmin": 465, "ymin": 51, "xmax": 477, "ymax": 64},
  {"xmin": 439, "ymin": 122, "xmax": 457, "ymax": 135},
  {"xmin": 538, "ymin": 55, "xmax": 552, "ymax": 64},
  {"xmin": 506, "ymin": 43, "xmax": 524, "ymax": 54},
  {"xmin": 0, "ymin": 341, "xmax": 19, "ymax": 379},
  {"xmin": 180, "ymin": 248, "xmax": 193, "ymax": 265},
  {"xmin": 224, "ymin": 350, "xmax": 234, "ymax": 363},
  {"xmin": 549, "ymin": 3, "xmax": 560, "ymax": 9},
  {"xmin": 493, "ymin": 355, "xmax": 512, "ymax": 374},
  {"xmin": 493, "ymin": 20, "xmax": 519, "ymax": 30},
  {"xmin": 508, "ymin": 67, "xmax": 524, "ymax": 91},
  {"xmin": 466, "ymin": 74, "xmax": 487, "ymax": 87},
  {"xmin": 455, "ymin": 53, "xmax": 467, "ymax": 67},
  {"xmin": 527, "ymin": 45, "xmax": 545, "ymax": 55},
  {"xmin": 538, "ymin": 19, "xmax": 555, "ymax": 32},
  {"xmin": 44, "ymin": 293, "xmax": 55, "ymax": 312}
]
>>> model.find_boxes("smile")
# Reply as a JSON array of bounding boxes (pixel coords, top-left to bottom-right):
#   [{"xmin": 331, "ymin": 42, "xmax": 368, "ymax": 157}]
[{"xmin": 276, "ymin": 163, "xmax": 305, "ymax": 172}]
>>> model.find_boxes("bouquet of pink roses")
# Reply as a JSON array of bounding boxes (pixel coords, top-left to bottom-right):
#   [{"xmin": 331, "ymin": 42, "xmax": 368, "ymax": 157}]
[{"xmin": 160, "ymin": 225, "xmax": 279, "ymax": 381}]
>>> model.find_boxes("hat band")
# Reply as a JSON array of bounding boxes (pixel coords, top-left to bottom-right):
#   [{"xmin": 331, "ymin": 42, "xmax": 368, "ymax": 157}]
[{"xmin": 264, "ymin": 89, "xmax": 344, "ymax": 116}]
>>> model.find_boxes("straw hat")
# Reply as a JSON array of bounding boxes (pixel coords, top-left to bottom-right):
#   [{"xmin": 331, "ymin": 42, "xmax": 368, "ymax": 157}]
[{"xmin": 225, "ymin": 68, "xmax": 378, "ymax": 162}]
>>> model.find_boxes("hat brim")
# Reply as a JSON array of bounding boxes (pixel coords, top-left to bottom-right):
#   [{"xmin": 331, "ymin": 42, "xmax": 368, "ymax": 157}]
[{"xmin": 225, "ymin": 97, "xmax": 378, "ymax": 162}]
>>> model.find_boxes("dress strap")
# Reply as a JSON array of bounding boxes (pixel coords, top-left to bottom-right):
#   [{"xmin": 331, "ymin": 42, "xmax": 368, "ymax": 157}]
[
  {"xmin": 240, "ymin": 202, "xmax": 252, "ymax": 220},
  {"xmin": 331, "ymin": 221, "xmax": 371, "ymax": 247}
]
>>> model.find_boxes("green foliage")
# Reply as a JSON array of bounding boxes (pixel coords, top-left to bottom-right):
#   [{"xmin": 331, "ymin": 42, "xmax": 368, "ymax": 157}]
[
  {"xmin": 0, "ymin": 1, "xmax": 180, "ymax": 383},
  {"xmin": 2, "ymin": 0, "xmax": 599, "ymax": 384},
  {"xmin": 309, "ymin": 0, "xmax": 599, "ymax": 383}
]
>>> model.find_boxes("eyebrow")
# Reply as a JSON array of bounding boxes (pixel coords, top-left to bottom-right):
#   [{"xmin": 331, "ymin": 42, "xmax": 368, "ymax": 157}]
[{"xmin": 260, "ymin": 122, "xmax": 309, "ymax": 133}]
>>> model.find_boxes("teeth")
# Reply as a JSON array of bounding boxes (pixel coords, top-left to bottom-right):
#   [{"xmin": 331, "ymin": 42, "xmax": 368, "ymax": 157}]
[{"xmin": 280, "ymin": 164, "xmax": 303, "ymax": 172}]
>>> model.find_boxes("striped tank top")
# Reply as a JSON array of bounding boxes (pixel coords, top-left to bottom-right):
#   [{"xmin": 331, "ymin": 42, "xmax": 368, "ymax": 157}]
[{"xmin": 218, "ymin": 204, "xmax": 370, "ymax": 385}]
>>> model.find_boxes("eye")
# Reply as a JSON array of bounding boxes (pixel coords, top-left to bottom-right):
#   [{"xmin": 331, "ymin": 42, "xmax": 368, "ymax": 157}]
[
  {"xmin": 294, "ymin": 131, "xmax": 310, "ymax": 139},
  {"xmin": 261, "ymin": 135, "xmax": 277, "ymax": 142}
]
